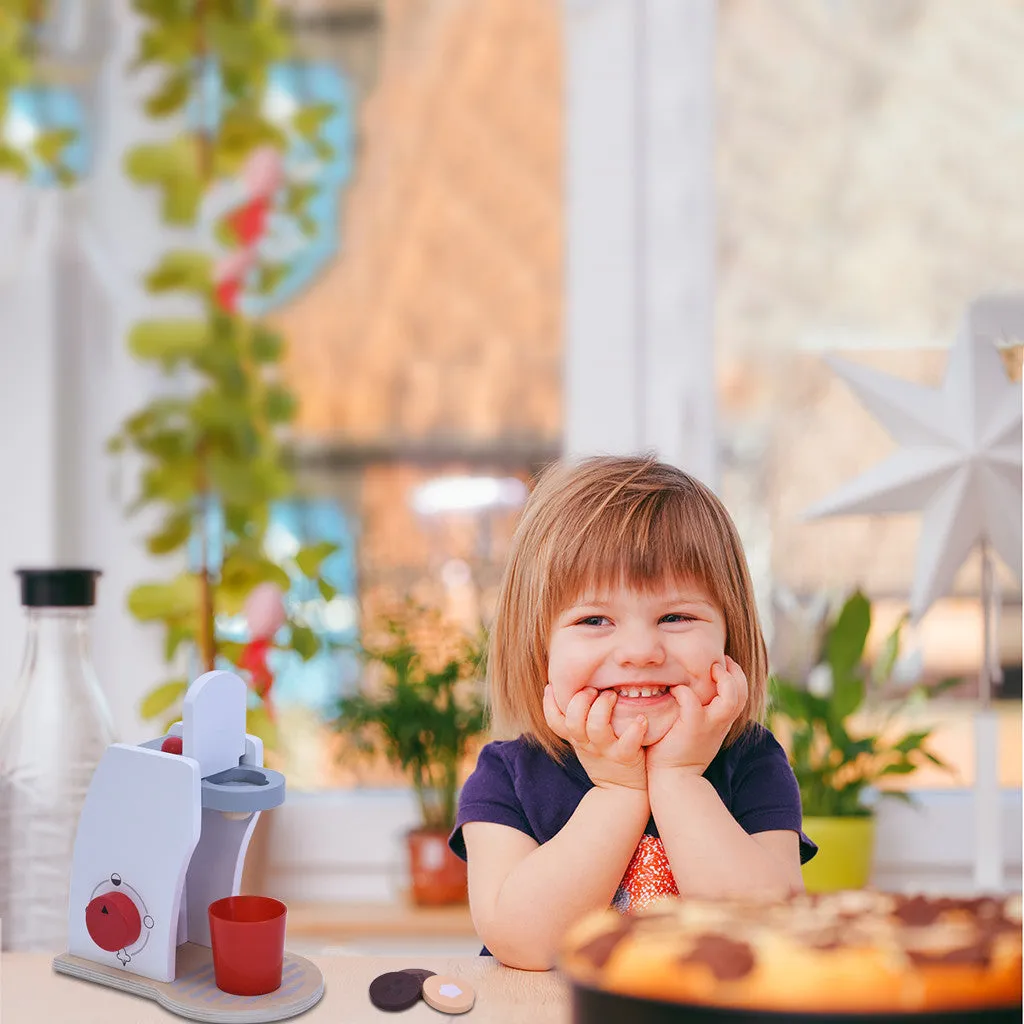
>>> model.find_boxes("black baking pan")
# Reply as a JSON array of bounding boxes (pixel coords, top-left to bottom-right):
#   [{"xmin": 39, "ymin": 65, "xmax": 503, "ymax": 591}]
[{"xmin": 571, "ymin": 984, "xmax": 1021, "ymax": 1024}]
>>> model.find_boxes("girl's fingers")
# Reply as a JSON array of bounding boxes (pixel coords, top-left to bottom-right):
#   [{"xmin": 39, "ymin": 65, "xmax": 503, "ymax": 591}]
[
  {"xmin": 615, "ymin": 712, "xmax": 648, "ymax": 757},
  {"xmin": 724, "ymin": 656, "xmax": 750, "ymax": 708},
  {"xmin": 706, "ymin": 665, "xmax": 741, "ymax": 727},
  {"xmin": 543, "ymin": 684, "xmax": 571, "ymax": 740},
  {"xmin": 670, "ymin": 682, "xmax": 702, "ymax": 718},
  {"xmin": 585, "ymin": 689, "xmax": 619, "ymax": 746},
  {"xmin": 564, "ymin": 687, "xmax": 598, "ymax": 744}
]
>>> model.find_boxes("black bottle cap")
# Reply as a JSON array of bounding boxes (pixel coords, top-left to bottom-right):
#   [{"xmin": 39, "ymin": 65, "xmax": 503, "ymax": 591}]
[{"xmin": 16, "ymin": 568, "xmax": 102, "ymax": 608}]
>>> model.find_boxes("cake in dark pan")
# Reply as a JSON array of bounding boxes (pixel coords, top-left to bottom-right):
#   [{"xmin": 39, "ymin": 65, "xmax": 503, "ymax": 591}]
[{"xmin": 559, "ymin": 890, "xmax": 1022, "ymax": 1023}]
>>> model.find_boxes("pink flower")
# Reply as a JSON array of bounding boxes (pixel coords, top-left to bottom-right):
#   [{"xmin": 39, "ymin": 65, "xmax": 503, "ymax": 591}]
[
  {"xmin": 243, "ymin": 582, "xmax": 288, "ymax": 640},
  {"xmin": 243, "ymin": 146, "xmax": 285, "ymax": 199},
  {"xmin": 213, "ymin": 247, "xmax": 258, "ymax": 285}
]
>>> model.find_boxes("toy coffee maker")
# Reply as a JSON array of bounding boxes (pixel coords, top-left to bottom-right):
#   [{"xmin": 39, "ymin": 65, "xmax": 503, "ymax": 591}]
[{"xmin": 53, "ymin": 670, "xmax": 325, "ymax": 1022}]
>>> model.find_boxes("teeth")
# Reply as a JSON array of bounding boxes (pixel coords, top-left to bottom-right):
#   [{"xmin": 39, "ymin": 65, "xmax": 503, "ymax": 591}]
[{"xmin": 614, "ymin": 686, "xmax": 667, "ymax": 698}]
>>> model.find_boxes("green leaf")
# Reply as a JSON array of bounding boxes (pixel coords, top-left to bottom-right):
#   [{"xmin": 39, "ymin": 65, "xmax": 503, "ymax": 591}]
[
  {"xmin": 145, "ymin": 69, "xmax": 191, "ymax": 117},
  {"xmin": 254, "ymin": 262, "xmax": 288, "ymax": 296},
  {"xmin": 124, "ymin": 138, "xmax": 202, "ymax": 223},
  {"xmin": 872, "ymin": 613, "xmax": 908, "ymax": 686},
  {"xmin": 825, "ymin": 590, "xmax": 871, "ymax": 680},
  {"xmin": 830, "ymin": 670, "xmax": 864, "ymax": 721},
  {"xmin": 207, "ymin": 453, "xmax": 280, "ymax": 507},
  {"xmin": 930, "ymin": 675, "xmax": 963, "ymax": 697},
  {"xmin": 318, "ymin": 577, "xmax": 338, "ymax": 601},
  {"xmin": 33, "ymin": 127, "xmax": 77, "ymax": 167},
  {"xmin": 127, "ymin": 575, "xmax": 199, "ymax": 622},
  {"xmin": 215, "ymin": 110, "xmax": 285, "ymax": 168},
  {"xmin": 769, "ymin": 678, "xmax": 829, "ymax": 723},
  {"xmin": 53, "ymin": 164, "xmax": 77, "ymax": 188},
  {"xmin": 251, "ymin": 326, "xmax": 283, "ymax": 363},
  {"xmin": 879, "ymin": 761, "xmax": 919, "ymax": 776},
  {"xmin": 247, "ymin": 705, "xmax": 279, "ymax": 749},
  {"xmin": 220, "ymin": 550, "xmax": 291, "ymax": 593},
  {"xmin": 285, "ymin": 182, "xmax": 318, "ymax": 215},
  {"xmin": 147, "ymin": 509, "xmax": 194, "ymax": 555},
  {"xmin": 924, "ymin": 750, "xmax": 953, "ymax": 770},
  {"xmin": 216, "ymin": 549, "xmax": 291, "ymax": 616},
  {"xmin": 295, "ymin": 541, "xmax": 339, "ymax": 578},
  {"xmin": 311, "ymin": 138, "xmax": 334, "ymax": 162},
  {"xmin": 292, "ymin": 103, "xmax": 335, "ymax": 140},
  {"xmin": 131, "ymin": 23, "xmax": 194, "ymax": 70},
  {"xmin": 164, "ymin": 623, "xmax": 194, "ymax": 661},
  {"xmin": 164, "ymin": 174, "xmax": 204, "ymax": 224},
  {"xmin": 892, "ymin": 730, "xmax": 932, "ymax": 754},
  {"xmin": 129, "ymin": 320, "xmax": 210, "ymax": 366},
  {"xmin": 0, "ymin": 143, "xmax": 31, "ymax": 178},
  {"xmin": 264, "ymin": 385, "xmax": 297, "ymax": 423},
  {"xmin": 213, "ymin": 212, "xmax": 239, "ymax": 248},
  {"xmin": 145, "ymin": 251, "xmax": 214, "ymax": 295},
  {"xmin": 208, "ymin": 17, "xmax": 288, "ymax": 66},
  {"xmin": 291, "ymin": 624, "xmax": 319, "ymax": 660},
  {"xmin": 140, "ymin": 678, "xmax": 188, "ymax": 720},
  {"xmin": 217, "ymin": 640, "xmax": 246, "ymax": 666}
]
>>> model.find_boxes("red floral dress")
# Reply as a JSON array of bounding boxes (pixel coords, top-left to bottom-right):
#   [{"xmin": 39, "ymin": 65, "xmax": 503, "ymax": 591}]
[{"xmin": 612, "ymin": 834, "xmax": 679, "ymax": 913}]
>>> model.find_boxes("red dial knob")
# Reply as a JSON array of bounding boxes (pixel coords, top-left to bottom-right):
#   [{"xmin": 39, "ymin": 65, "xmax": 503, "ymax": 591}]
[{"xmin": 85, "ymin": 891, "xmax": 142, "ymax": 952}]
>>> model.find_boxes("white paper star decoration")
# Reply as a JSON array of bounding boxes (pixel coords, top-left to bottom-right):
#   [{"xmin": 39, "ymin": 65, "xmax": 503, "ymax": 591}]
[{"xmin": 804, "ymin": 295, "xmax": 1023, "ymax": 622}]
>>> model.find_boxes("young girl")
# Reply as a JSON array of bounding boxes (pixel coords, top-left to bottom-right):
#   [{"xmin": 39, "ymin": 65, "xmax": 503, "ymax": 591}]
[{"xmin": 448, "ymin": 455, "xmax": 817, "ymax": 971}]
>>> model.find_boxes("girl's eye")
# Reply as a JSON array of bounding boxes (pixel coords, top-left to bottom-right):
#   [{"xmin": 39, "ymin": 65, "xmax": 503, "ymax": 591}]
[
  {"xmin": 661, "ymin": 613, "xmax": 696, "ymax": 624},
  {"xmin": 577, "ymin": 615, "xmax": 608, "ymax": 627}
]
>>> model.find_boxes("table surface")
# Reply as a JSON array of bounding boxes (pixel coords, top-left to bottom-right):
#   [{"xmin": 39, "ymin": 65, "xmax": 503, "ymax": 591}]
[{"xmin": 1, "ymin": 952, "xmax": 573, "ymax": 1024}]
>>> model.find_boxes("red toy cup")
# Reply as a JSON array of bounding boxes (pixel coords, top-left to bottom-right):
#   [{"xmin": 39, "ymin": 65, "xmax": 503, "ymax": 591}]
[{"xmin": 208, "ymin": 895, "xmax": 287, "ymax": 996}]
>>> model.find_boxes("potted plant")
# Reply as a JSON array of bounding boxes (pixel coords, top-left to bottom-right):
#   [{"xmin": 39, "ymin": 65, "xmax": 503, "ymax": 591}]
[
  {"xmin": 768, "ymin": 589, "xmax": 955, "ymax": 892},
  {"xmin": 331, "ymin": 611, "xmax": 488, "ymax": 906}
]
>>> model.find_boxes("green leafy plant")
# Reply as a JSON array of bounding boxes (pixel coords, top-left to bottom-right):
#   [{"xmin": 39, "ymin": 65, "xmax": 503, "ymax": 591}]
[
  {"xmin": 332, "ymin": 614, "xmax": 488, "ymax": 832},
  {"xmin": 0, "ymin": 1, "xmax": 79, "ymax": 182},
  {"xmin": 768, "ymin": 589, "xmax": 955, "ymax": 818},
  {"xmin": 110, "ymin": 0, "xmax": 338, "ymax": 746}
]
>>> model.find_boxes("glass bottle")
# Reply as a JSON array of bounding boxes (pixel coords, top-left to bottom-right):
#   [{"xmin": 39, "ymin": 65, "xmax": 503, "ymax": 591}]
[{"xmin": 0, "ymin": 569, "xmax": 117, "ymax": 951}]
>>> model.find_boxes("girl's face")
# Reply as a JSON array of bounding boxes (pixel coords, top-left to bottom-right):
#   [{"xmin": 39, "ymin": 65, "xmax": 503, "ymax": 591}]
[{"xmin": 547, "ymin": 578, "xmax": 728, "ymax": 746}]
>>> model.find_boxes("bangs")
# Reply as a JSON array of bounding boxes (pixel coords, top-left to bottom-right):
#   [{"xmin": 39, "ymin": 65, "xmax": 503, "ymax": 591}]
[{"xmin": 544, "ymin": 488, "xmax": 728, "ymax": 615}]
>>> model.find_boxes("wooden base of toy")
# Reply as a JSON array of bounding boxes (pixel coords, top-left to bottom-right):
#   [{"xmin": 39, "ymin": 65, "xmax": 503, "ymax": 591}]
[{"xmin": 52, "ymin": 942, "xmax": 324, "ymax": 1023}]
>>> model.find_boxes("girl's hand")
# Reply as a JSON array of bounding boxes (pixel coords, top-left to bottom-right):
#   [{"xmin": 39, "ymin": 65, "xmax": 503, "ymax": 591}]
[
  {"xmin": 645, "ymin": 657, "xmax": 748, "ymax": 776},
  {"xmin": 543, "ymin": 685, "xmax": 648, "ymax": 792}
]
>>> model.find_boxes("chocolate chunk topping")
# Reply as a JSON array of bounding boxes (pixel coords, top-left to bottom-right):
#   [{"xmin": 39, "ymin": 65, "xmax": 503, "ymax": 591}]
[
  {"xmin": 577, "ymin": 918, "xmax": 638, "ymax": 969},
  {"xmin": 893, "ymin": 894, "xmax": 955, "ymax": 926},
  {"xmin": 907, "ymin": 944, "xmax": 991, "ymax": 967},
  {"xmin": 888, "ymin": 897, "xmax": 942, "ymax": 929},
  {"xmin": 680, "ymin": 933, "xmax": 757, "ymax": 981}
]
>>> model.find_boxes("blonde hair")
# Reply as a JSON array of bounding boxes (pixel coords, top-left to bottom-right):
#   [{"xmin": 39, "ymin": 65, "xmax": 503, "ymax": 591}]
[{"xmin": 487, "ymin": 454, "xmax": 768, "ymax": 762}]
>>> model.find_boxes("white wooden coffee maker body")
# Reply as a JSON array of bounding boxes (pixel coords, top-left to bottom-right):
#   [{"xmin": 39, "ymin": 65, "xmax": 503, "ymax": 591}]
[{"xmin": 64, "ymin": 670, "xmax": 284, "ymax": 983}]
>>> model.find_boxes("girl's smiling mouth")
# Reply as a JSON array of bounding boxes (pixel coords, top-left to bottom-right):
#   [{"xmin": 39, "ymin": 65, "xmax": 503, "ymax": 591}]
[{"xmin": 607, "ymin": 684, "xmax": 673, "ymax": 703}]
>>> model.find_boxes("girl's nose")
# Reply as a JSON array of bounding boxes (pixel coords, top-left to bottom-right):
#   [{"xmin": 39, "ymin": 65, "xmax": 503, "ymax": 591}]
[{"xmin": 614, "ymin": 624, "xmax": 665, "ymax": 667}]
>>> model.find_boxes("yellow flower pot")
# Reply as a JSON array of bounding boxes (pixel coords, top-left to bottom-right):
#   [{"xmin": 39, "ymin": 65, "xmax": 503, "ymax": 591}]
[{"xmin": 801, "ymin": 816, "xmax": 876, "ymax": 892}]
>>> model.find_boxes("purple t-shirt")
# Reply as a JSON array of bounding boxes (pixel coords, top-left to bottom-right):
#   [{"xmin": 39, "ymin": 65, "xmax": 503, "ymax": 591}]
[{"xmin": 449, "ymin": 723, "xmax": 817, "ymax": 953}]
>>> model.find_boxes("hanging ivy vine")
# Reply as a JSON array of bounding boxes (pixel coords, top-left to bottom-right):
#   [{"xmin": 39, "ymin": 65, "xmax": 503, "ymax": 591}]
[
  {"xmin": 0, "ymin": 0, "xmax": 78, "ymax": 182},
  {"xmin": 110, "ymin": 0, "xmax": 339, "ymax": 746}
]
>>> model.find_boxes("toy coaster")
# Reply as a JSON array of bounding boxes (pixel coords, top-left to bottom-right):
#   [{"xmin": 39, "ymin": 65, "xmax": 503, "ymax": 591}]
[
  {"xmin": 53, "ymin": 941, "xmax": 324, "ymax": 1023},
  {"xmin": 422, "ymin": 974, "xmax": 475, "ymax": 1014}
]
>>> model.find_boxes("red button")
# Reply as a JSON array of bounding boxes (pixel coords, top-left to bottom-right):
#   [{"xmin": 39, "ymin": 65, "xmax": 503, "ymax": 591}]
[
  {"xmin": 85, "ymin": 891, "xmax": 142, "ymax": 952},
  {"xmin": 161, "ymin": 735, "xmax": 183, "ymax": 754}
]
